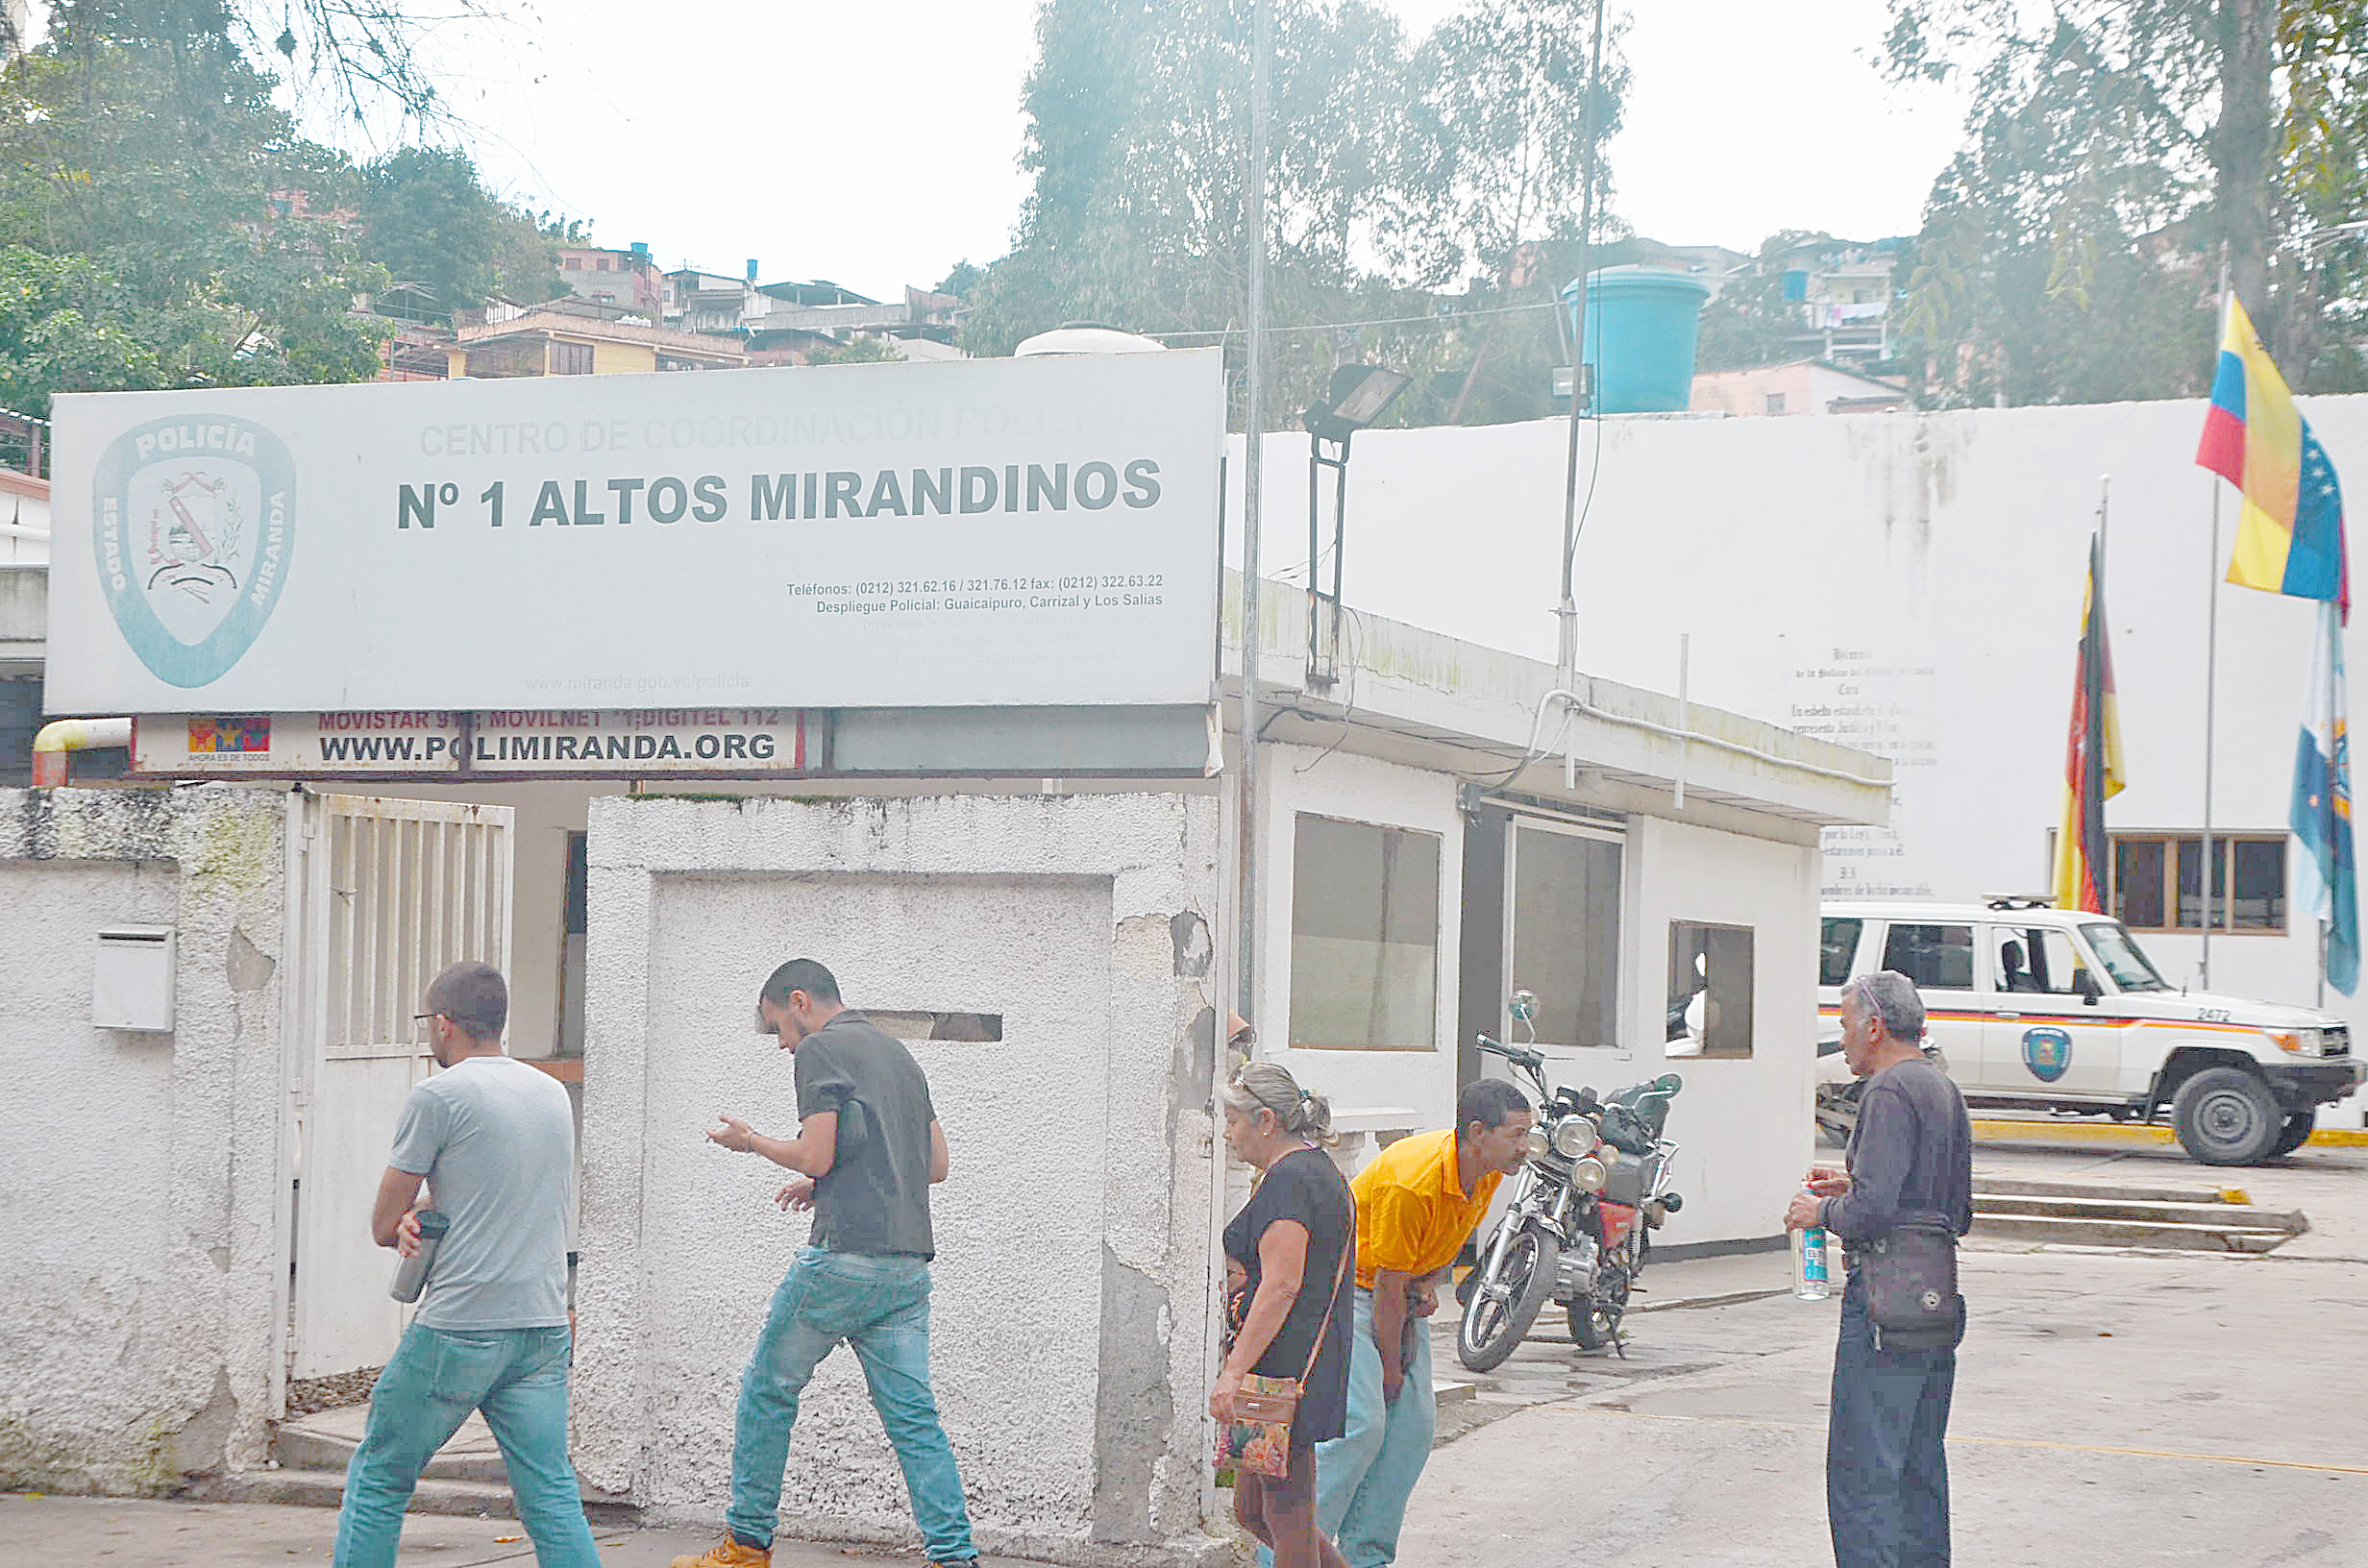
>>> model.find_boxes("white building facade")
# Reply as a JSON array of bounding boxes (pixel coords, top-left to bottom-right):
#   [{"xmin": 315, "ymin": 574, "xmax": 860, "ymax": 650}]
[{"xmin": 1231, "ymin": 394, "xmax": 2368, "ymax": 1120}]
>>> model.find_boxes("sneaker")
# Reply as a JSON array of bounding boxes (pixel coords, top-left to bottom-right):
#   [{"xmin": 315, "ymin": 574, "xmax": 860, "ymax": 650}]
[{"xmin": 669, "ymin": 1538, "xmax": 769, "ymax": 1568}]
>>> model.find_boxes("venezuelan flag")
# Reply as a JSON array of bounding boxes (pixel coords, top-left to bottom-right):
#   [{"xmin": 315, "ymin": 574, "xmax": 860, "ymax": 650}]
[{"xmin": 2198, "ymin": 295, "xmax": 2349, "ymax": 620}]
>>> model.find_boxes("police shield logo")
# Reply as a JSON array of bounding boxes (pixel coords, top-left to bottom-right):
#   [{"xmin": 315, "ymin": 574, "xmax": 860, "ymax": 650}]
[
  {"xmin": 93, "ymin": 414, "xmax": 295, "ymax": 689},
  {"xmin": 2022, "ymin": 1025, "xmax": 2073, "ymax": 1083}
]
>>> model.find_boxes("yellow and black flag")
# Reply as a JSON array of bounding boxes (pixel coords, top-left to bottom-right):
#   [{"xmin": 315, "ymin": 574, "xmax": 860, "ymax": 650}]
[{"xmin": 2054, "ymin": 533, "xmax": 2126, "ymax": 911}]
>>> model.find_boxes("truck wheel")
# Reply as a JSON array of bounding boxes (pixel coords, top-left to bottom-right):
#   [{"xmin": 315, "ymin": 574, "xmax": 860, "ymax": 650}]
[
  {"xmin": 2270, "ymin": 1111, "xmax": 2315, "ymax": 1158},
  {"xmin": 2170, "ymin": 1067, "xmax": 2283, "ymax": 1164}
]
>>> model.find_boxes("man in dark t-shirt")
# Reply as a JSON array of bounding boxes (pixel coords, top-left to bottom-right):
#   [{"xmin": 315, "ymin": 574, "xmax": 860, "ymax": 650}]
[
  {"xmin": 674, "ymin": 960, "xmax": 977, "ymax": 1568},
  {"xmin": 1786, "ymin": 969, "xmax": 1973, "ymax": 1568}
]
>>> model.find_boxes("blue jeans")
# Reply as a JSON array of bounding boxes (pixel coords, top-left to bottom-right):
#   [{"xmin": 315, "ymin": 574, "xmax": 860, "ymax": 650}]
[
  {"xmin": 334, "ymin": 1323, "xmax": 597, "ymax": 1568},
  {"xmin": 727, "ymin": 1246, "xmax": 976, "ymax": 1562},
  {"xmin": 1258, "ymin": 1288, "xmax": 1434, "ymax": 1568},
  {"xmin": 1828, "ymin": 1277, "xmax": 1957, "ymax": 1568}
]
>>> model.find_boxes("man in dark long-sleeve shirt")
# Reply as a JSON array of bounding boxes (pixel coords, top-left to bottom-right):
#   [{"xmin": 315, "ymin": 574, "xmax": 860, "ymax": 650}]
[{"xmin": 1785, "ymin": 969, "xmax": 1973, "ymax": 1568}]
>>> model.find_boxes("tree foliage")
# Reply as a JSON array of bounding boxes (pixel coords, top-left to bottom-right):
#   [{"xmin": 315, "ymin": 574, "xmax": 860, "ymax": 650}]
[
  {"xmin": 1884, "ymin": 0, "xmax": 2368, "ymax": 405},
  {"xmin": 358, "ymin": 146, "xmax": 564, "ymax": 316},
  {"xmin": 0, "ymin": 13, "xmax": 394, "ymax": 413},
  {"xmin": 0, "ymin": 7, "xmax": 561, "ymax": 415},
  {"xmin": 960, "ymin": 0, "xmax": 1628, "ymax": 429}
]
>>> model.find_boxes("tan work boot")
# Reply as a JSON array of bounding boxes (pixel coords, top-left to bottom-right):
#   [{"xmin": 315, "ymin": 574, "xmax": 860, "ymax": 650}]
[{"xmin": 669, "ymin": 1538, "xmax": 769, "ymax": 1568}]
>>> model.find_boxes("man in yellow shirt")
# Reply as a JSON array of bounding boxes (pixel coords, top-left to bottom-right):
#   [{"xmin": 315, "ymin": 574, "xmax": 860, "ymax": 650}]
[{"xmin": 1266, "ymin": 1080, "xmax": 1532, "ymax": 1568}]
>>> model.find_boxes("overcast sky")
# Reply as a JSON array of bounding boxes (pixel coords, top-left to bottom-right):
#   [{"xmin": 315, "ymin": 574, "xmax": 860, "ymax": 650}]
[{"xmin": 356, "ymin": 0, "xmax": 1970, "ymax": 304}]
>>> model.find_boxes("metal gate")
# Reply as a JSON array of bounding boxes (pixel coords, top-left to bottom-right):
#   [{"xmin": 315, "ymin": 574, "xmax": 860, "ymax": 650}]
[{"xmin": 287, "ymin": 793, "xmax": 513, "ymax": 1382}]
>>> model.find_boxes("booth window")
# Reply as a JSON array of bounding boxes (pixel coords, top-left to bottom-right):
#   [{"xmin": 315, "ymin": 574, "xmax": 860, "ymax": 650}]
[
  {"xmin": 1667, "ymin": 921, "xmax": 1754, "ymax": 1058},
  {"xmin": 1508, "ymin": 824, "xmax": 1621, "ymax": 1047},
  {"xmin": 1290, "ymin": 815, "xmax": 1441, "ymax": 1050},
  {"xmin": 2110, "ymin": 833, "xmax": 2285, "ymax": 933}
]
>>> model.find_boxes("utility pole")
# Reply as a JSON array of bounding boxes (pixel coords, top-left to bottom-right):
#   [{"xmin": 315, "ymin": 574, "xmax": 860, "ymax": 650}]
[
  {"xmin": 1237, "ymin": 0, "xmax": 1272, "ymax": 1037},
  {"xmin": 1554, "ymin": 0, "xmax": 1608, "ymax": 691}
]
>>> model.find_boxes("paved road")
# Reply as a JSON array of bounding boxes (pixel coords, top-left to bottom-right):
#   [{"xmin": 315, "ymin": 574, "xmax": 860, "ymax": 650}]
[{"xmin": 1406, "ymin": 1141, "xmax": 2368, "ymax": 1567}]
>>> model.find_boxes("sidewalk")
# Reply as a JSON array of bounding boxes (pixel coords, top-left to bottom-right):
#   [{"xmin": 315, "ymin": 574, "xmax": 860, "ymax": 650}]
[{"xmin": 0, "ymin": 1492, "xmax": 1029, "ymax": 1567}]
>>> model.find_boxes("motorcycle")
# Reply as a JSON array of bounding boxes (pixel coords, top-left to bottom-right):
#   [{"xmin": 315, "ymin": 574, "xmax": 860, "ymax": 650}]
[{"xmin": 1455, "ymin": 1033, "xmax": 1685, "ymax": 1370}]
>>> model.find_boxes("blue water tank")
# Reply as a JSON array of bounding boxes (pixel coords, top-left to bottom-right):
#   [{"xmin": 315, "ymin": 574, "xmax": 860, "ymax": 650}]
[{"xmin": 1562, "ymin": 266, "xmax": 1713, "ymax": 414}]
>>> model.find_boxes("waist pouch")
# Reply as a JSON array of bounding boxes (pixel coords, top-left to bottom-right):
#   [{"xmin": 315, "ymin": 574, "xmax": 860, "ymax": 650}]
[{"xmin": 1860, "ymin": 1222, "xmax": 1960, "ymax": 1351}]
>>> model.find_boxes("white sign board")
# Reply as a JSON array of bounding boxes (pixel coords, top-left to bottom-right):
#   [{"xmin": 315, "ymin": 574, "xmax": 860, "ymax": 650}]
[
  {"xmin": 47, "ymin": 351, "xmax": 1223, "ymax": 714},
  {"xmin": 131, "ymin": 708, "xmax": 806, "ymax": 775}
]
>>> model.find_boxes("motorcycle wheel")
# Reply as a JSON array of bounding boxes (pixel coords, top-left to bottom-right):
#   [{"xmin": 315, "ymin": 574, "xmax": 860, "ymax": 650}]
[
  {"xmin": 1567, "ymin": 1260, "xmax": 1631, "ymax": 1352},
  {"xmin": 1456, "ymin": 1223, "xmax": 1557, "ymax": 1372}
]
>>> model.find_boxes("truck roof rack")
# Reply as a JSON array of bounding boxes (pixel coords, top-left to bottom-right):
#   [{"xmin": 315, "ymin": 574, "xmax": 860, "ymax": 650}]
[{"xmin": 1981, "ymin": 894, "xmax": 2057, "ymax": 911}]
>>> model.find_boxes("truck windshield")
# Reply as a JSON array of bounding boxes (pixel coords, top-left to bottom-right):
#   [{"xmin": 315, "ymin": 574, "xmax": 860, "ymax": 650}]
[{"xmin": 2082, "ymin": 921, "xmax": 2170, "ymax": 992}]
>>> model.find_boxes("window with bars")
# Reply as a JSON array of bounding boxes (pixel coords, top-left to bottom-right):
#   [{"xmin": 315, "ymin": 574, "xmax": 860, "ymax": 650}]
[
  {"xmin": 551, "ymin": 340, "xmax": 595, "ymax": 376},
  {"xmin": 2109, "ymin": 833, "xmax": 2285, "ymax": 933}
]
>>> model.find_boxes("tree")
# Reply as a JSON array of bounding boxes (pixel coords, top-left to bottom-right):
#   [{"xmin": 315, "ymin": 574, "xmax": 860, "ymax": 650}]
[
  {"xmin": 803, "ymin": 335, "xmax": 903, "ymax": 366},
  {"xmin": 1883, "ymin": 0, "xmax": 2368, "ymax": 404},
  {"xmin": 960, "ymin": 0, "xmax": 1628, "ymax": 429},
  {"xmin": 0, "ymin": 11, "xmax": 388, "ymax": 411},
  {"xmin": 54, "ymin": 0, "xmax": 506, "ymax": 135},
  {"xmin": 358, "ymin": 147, "xmax": 561, "ymax": 316},
  {"xmin": 0, "ymin": 248, "xmax": 168, "ymax": 415}
]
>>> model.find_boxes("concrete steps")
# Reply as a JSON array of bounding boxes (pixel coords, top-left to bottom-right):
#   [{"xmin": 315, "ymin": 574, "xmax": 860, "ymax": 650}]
[
  {"xmin": 237, "ymin": 1409, "xmax": 636, "ymax": 1527},
  {"xmin": 1969, "ymin": 1176, "xmax": 2307, "ymax": 1253},
  {"xmin": 273, "ymin": 1420, "xmax": 512, "ymax": 1483}
]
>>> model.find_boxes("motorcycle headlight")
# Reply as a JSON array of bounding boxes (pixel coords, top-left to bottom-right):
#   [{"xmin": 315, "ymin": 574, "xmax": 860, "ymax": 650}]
[
  {"xmin": 1550, "ymin": 1116, "xmax": 1596, "ymax": 1159},
  {"xmin": 1523, "ymin": 1127, "xmax": 1550, "ymax": 1161},
  {"xmin": 1569, "ymin": 1156, "xmax": 1608, "ymax": 1192}
]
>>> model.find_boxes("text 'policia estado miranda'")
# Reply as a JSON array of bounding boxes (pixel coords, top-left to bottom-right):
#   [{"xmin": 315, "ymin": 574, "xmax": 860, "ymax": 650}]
[{"xmin": 393, "ymin": 460, "xmax": 1166, "ymax": 530}]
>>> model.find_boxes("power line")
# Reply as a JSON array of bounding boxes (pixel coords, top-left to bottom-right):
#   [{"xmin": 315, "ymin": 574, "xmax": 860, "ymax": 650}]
[{"xmin": 1149, "ymin": 298, "xmax": 1560, "ymax": 342}]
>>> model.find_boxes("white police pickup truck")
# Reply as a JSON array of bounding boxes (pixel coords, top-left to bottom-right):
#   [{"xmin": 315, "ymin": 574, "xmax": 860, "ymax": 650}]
[{"xmin": 1817, "ymin": 897, "xmax": 2364, "ymax": 1164}]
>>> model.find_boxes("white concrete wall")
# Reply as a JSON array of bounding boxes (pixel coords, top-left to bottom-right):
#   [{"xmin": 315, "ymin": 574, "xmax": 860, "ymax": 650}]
[
  {"xmin": 1255, "ymin": 745, "xmax": 1464, "ymax": 1131},
  {"xmin": 0, "ymin": 785, "xmax": 286, "ymax": 1492},
  {"xmin": 574, "ymin": 792, "xmax": 1224, "ymax": 1567},
  {"xmin": 1233, "ymin": 397, "xmax": 2368, "ymax": 1120}
]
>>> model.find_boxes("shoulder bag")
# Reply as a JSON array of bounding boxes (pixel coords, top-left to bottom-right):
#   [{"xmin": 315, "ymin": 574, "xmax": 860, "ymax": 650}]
[
  {"xmin": 1861, "ymin": 1220, "xmax": 1961, "ymax": 1352},
  {"xmin": 1215, "ymin": 1233, "xmax": 1354, "ymax": 1479}
]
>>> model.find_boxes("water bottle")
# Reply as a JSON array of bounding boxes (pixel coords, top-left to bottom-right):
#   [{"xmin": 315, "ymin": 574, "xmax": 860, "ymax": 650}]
[
  {"xmin": 1792, "ymin": 1192, "xmax": 1832, "ymax": 1300},
  {"xmin": 389, "ymin": 1211, "xmax": 451, "ymax": 1304}
]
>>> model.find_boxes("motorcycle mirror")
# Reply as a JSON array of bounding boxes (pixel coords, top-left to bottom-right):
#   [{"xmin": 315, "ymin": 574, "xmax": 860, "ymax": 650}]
[
  {"xmin": 1655, "ymin": 1072, "xmax": 1683, "ymax": 1093},
  {"xmin": 1508, "ymin": 988, "xmax": 1538, "ymax": 1023}
]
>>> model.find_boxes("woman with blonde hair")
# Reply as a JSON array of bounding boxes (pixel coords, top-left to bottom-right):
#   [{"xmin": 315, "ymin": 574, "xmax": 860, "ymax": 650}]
[{"xmin": 1213, "ymin": 1063, "xmax": 1355, "ymax": 1568}]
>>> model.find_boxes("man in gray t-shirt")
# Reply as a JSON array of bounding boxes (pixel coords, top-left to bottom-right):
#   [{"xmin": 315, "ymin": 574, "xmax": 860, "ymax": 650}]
[
  {"xmin": 672, "ymin": 959, "xmax": 977, "ymax": 1568},
  {"xmin": 333, "ymin": 963, "xmax": 598, "ymax": 1568}
]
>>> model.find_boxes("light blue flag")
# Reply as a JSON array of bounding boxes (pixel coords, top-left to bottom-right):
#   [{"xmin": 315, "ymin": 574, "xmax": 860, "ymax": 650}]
[{"xmin": 2291, "ymin": 600, "xmax": 2358, "ymax": 994}]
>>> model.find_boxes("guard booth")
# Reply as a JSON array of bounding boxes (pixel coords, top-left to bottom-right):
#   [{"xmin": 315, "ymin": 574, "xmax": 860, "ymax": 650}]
[{"xmin": 11, "ymin": 349, "xmax": 1887, "ymax": 1561}]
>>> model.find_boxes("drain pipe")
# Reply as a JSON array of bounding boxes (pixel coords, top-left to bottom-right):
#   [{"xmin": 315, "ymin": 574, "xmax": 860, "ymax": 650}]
[{"xmin": 32, "ymin": 717, "xmax": 133, "ymax": 786}]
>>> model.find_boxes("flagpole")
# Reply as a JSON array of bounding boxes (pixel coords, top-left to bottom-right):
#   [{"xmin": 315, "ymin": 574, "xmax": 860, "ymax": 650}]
[
  {"xmin": 2202, "ymin": 261, "xmax": 2229, "ymax": 990},
  {"xmin": 2097, "ymin": 475, "xmax": 2112, "ymax": 915},
  {"xmin": 2204, "ymin": 479, "xmax": 2220, "ymax": 988}
]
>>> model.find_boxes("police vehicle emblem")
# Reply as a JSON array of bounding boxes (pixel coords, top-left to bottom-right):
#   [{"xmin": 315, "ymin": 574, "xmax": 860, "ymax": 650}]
[
  {"xmin": 93, "ymin": 414, "xmax": 294, "ymax": 688},
  {"xmin": 2021, "ymin": 1025, "xmax": 2073, "ymax": 1083}
]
